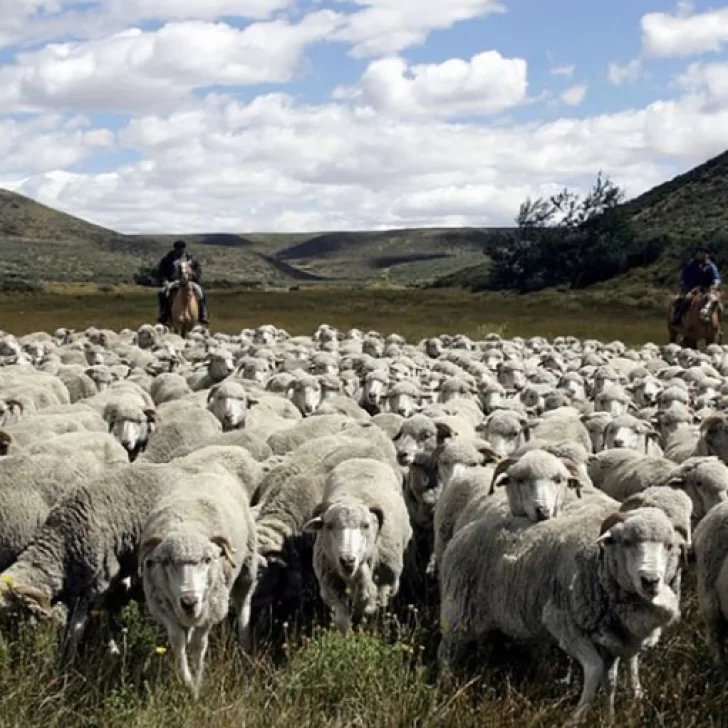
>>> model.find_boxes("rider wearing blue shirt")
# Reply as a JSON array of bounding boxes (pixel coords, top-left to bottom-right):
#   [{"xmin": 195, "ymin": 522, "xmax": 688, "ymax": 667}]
[{"xmin": 672, "ymin": 246, "xmax": 721, "ymax": 325}]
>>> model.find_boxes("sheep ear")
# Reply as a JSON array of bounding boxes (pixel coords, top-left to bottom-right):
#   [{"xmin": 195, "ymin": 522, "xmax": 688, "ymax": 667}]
[
  {"xmin": 302, "ymin": 516, "xmax": 324, "ymax": 534},
  {"xmin": 206, "ymin": 386, "xmax": 218, "ymax": 403},
  {"xmin": 5, "ymin": 399, "xmax": 23, "ymax": 417},
  {"xmin": 666, "ymin": 475, "xmax": 686, "ymax": 488},
  {"xmin": 561, "ymin": 459, "xmax": 583, "ymax": 497},
  {"xmin": 0, "ymin": 430, "xmax": 13, "ymax": 455},
  {"xmin": 435, "ymin": 422, "xmax": 454, "ymax": 443},
  {"xmin": 144, "ymin": 408, "xmax": 157, "ymax": 427},
  {"xmin": 211, "ymin": 536, "xmax": 237, "ymax": 568},
  {"xmin": 369, "ymin": 506, "xmax": 385, "ymax": 533},
  {"xmin": 476, "ymin": 443, "xmax": 501, "ymax": 465},
  {"xmin": 392, "ymin": 426, "xmax": 403, "ymax": 442},
  {"xmin": 139, "ymin": 535, "xmax": 163, "ymax": 565},
  {"xmin": 247, "ymin": 393, "xmax": 260, "ymax": 406},
  {"xmin": 700, "ymin": 414, "xmax": 725, "ymax": 435},
  {"xmin": 683, "ymin": 543, "xmax": 695, "ymax": 568},
  {"xmin": 597, "ymin": 512, "xmax": 627, "ymax": 545},
  {"xmin": 488, "ymin": 457, "xmax": 515, "ymax": 495}
]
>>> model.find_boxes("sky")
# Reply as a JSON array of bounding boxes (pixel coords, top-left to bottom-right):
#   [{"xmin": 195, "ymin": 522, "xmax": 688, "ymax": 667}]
[{"xmin": 1, "ymin": 0, "xmax": 728, "ymax": 234}]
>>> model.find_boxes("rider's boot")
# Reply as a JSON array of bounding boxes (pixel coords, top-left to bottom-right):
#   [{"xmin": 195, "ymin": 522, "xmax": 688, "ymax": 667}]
[
  {"xmin": 198, "ymin": 293, "xmax": 210, "ymax": 326},
  {"xmin": 157, "ymin": 290, "xmax": 170, "ymax": 325}
]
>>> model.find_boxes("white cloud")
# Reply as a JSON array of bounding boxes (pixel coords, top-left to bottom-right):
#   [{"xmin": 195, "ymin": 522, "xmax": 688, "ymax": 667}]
[
  {"xmin": 5, "ymin": 84, "xmax": 728, "ymax": 235},
  {"xmin": 559, "ymin": 84, "xmax": 587, "ymax": 106},
  {"xmin": 333, "ymin": 0, "xmax": 505, "ymax": 58},
  {"xmin": 0, "ymin": 114, "xmax": 115, "ymax": 174},
  {"xmin": 0, "ymin": 0, "xmax": 295, "ymax": 49},
  {"xmin": 607, "ymin": 58, "xmax": 643, "ymax": 85},
  {"xmin": 0, "ymin": 13, "xmax": 342, "ymax": 113},
  {"xmin": 677, "ymin": 61, "xmax": 728, "ymax": 108},
  {"xmin": 641, "ymin": 6, "xmax": 728, "ymax": 58},
  {"xmin": 550, "ymin": 64, "xmax": 575, "ymax": 78},
  {"xmin": 339, "ymin": 52, "xmax": 528, "ymax": 118}
]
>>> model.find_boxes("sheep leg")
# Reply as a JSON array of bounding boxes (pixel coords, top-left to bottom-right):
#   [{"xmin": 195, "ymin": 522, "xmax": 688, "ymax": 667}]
[
  {"xmin": 601, "ymin": 656, "xmax": 619, "ymax": 725},
  {"xmin": 627, "ymin": 656, "xmax": 643, "ymax": 700},
  {"xmin": 231, "ymin": 576, "xmax": 255, "ymax": 653},
  {"xmin": 356, "ymin": 563, "xmax": 378, "ymax": 616},
  {"xmin": 188, "ymin": 627, "xmax": 210, "ymax": 695},
  {"xmin": 320, "ymin": 579, "xmax": 351, "ymax": 634},
  {"xmin": 167, "ymin": 624, "xmax": 196, "ymax": 697},
  {"xmin": 543, "ymin": 608, "xmax": 604, "ymax": 724}
]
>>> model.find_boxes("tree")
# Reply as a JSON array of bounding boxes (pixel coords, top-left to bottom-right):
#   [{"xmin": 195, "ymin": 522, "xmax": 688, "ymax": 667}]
[{"xmin": 486, "ymin": 173, "xmax": 638, "ymax": 292}]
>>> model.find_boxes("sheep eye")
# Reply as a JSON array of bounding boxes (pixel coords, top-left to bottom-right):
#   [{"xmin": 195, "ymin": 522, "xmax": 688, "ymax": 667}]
[
  {"xmin": 145, "ymin": 559, "xmax": 154, "ymax": 569},
  {"xmin": 203, "ymin": 555, "xmax": 212, "ymax": 564},
  {"xmin": 362, "ymin": 523, "xmax": 370, "ymax": 530}
]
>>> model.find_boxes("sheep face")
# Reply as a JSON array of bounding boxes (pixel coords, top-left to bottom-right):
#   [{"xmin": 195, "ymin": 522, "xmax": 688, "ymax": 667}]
[
  {"xmin": 478, "ymin": 384, "xmax": 504, "ymax": 413},
  {"xmin": 405, "ymin": 466, "xmax": 442, "ymax": 526},
  {"xmin": 304, "ymin": 503, "xmax": 383, "ymax": 580},
  {"xmin": 362, "ymin": 375, "xmax": 386, "ymax": 407},
  {"xmin": 497, "ymin": 362, "xmax": 526, "ymax": 391},
  {"xmin": 492, "ymin": 450, "xmax": 579, "ymax": 522},
  {"xmin": 109, "ymin": 409, "xmax": 156, "ymax": 461},
  {"xmin": 207, "ymin": 387, "xmax": 247, "ymax": 430},
  {"xmin": 208, "ymin": 353, "xmax": 235, "ymax": 382},
  {"xmin": 669, "ymin": 459, "xmax": 728, "ymax": 521},
  {"xmin": 241, "ymin": 360, "xmax": 270, "ymax": 384},
  {"xmin": 478, "ymin": 411, "xmax": 529, "ymax": 458},
  {"xmin": 136, "ymin": 326, "xmax": 158, "ymax": 350},
  {"xmin": 594, "ymin": 389, "xmax": 629, "ymax": 417},
  {"xmin": 0, "ymin": 398, "xmax": 23, "ymax": 427},
  {"xmin": 700, "ymin": 415, "xmax": 728, "ymax": 460},
  {"xmin": 597, "ymin": 510, "xmax": 682, "ymax": 604},
  {"xmin": 289, "ymin": 379, "xmax": 322, "ymax": 416},
  {"xmin": 394, "ymin": 417, "xmax": 452, "ymax": 467},
  {"xmin": 634, "ymin": 378, "xmax": 663, "ymax": 407},
  {"xmin": 141, "ymin": 531, "xmax": 235, "ymax": 627},
  {"xmin": 387, "ymin": 391, "xmax": 419, "ymax": 418},
  {"xmin": 603, "ymin": 420, "xmax": 653, "ymax": 452}
]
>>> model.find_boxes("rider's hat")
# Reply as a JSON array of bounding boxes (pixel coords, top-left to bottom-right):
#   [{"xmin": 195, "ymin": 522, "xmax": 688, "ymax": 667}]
[
  {"xmin": 695, "ymin": 244, "xmax": 710, "ymax": 255},
  {"xmin": 173, "ymin": 239, "xmax": 187, "ymax": 250}
]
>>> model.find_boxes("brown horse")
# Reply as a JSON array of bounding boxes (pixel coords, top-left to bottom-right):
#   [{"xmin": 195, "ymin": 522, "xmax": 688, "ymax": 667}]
[
  {"xmin": 168, "ymin": 259, "xmax": 199, "ymax": 338},
  {"xmin": 668, "ymin": 287, "xmax": 722, "ymax": 348}
]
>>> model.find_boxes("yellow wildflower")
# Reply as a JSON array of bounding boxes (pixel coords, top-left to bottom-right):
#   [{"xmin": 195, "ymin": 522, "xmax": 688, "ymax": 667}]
[
  {"xmin": 1, "ymin": 574, "xmax": 13, "ymax": 587},
  {"xmin": 154, "ymin": 646, "xmax": 167, "ymax": 655}
]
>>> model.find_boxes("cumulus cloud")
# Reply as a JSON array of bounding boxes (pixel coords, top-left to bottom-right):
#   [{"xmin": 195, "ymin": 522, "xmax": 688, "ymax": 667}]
[
  {"xmin": 559, "ymin": 84, "xmax": 587, "ymax": 106},
  {"xmin": 607, "ymin": 58, "xmax": 643, "ymax": 85},
  {"xmin": 677, "ymin": 61, "xmax": 728, "ymax": 108},
  {"xmin": 336, "ymin": 51, "xmax": 528, "ymax": 118},
  {"xmin": 0, "ymin": 12, "xmax": 342, "ymax": 113},
  {"xmin": 332, "ymin": 0, "xmax": 505, "ymax": 58},
  {"xmin": 5, "ymin": 84, "xmax": 728, "ymax": 234},
  {"xmin": 641, "ymin": 6, "xmax": 728, "ymax": 58},
  {"xmin": 0, "ymin": 0, "xmax": 295, "ymax": 49}
]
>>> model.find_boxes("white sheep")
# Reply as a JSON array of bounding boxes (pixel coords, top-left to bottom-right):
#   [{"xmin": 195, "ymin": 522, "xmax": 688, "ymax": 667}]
[
  {"xmin": 438, "ymin": 505, "xmax": 684, "ymax": 722},
  {"xmin": 303, "ymin": 458, "xmax": 412, "ymax": 634},
  {"xmin": 140, "ymin": 471, "xmax": 258, "ymax": 697}
]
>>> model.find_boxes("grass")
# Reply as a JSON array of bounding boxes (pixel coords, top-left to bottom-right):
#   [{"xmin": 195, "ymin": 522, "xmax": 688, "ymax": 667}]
[
  {"xmin": 0, "ymin": 285, "xmax": 671, "ymax": 345},
  {"xmin": 0, "ymin": 573, "xmax": 726, "ymax": 728}
]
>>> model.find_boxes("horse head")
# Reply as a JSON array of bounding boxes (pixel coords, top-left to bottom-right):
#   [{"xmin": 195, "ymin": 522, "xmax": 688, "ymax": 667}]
[{"xmin": 174, "ymin": 258, "xmax": 192, "ymax": 284}]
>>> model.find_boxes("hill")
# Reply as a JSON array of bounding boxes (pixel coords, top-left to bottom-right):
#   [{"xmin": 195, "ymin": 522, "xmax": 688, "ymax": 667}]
[
  {"xmin": 434, "ymin": 148, "xmax": 728, "ymax": 291},
  {"xmin": 1, "ymin": 147, "xmax": 726, "ymax": 291}
]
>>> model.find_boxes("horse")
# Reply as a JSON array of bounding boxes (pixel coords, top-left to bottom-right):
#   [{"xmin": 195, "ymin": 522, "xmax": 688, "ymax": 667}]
[
  {"xmin": 168, "ymin": 259, "xmax": 199, "ymax": 338},
  {"xmin": 668, "ymin": 287, "xmax": 723, "ymax": 348}
]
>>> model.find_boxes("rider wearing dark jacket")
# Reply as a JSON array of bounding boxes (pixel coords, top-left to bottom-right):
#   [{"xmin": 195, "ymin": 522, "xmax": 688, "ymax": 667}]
[
  {"xmin": 672, "ymin": 246, "xmax": 721, "ymax": 325},
  {"xmin": 156, "ymin": 240, "xmax": 209, "ymax": 325}
]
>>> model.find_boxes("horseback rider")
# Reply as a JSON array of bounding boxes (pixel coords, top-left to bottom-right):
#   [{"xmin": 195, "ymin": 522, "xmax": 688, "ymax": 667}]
[
  {"xmin": 671, "ymin": 246, "xmax": 721, "ymax": 326},
  {"xmin": 156, "ymin": 239, "xmax": 209, "ymax": 326}
]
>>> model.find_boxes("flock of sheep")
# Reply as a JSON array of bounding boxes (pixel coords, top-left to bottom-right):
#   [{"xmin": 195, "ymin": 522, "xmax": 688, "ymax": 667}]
[{"xmin": 1, "ymin": 322, "xmax": 728, "ymax": 721}]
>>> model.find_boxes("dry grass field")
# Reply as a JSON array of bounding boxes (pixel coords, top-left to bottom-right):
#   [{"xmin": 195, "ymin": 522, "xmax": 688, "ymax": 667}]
[{"xmin": 0, "ymin": 284, "xmax": 668, "ymax": 346}]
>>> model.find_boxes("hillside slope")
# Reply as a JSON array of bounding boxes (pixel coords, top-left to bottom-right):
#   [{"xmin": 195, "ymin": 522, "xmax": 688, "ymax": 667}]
[
  {"xmin": 1, "ymin": 146, "xmax": 726, "ymax": 290},
  {"xmin": 435, "ymin": 148, "xmax": 728, "ymax": 291}
]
